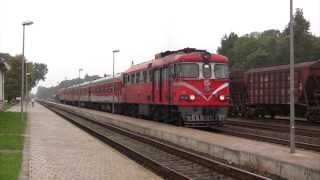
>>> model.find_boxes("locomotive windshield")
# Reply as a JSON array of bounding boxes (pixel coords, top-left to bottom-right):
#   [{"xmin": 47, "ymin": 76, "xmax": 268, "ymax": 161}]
[
  {"xmin": 175, "ymin": 63, "xmax": 199, "ymax": 78},
  {"xmin": 214, "ymin": 64, "xmax": 229, "ymax": 79}
]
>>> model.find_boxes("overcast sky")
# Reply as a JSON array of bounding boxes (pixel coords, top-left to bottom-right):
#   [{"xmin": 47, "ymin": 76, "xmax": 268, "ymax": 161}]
[{"xmin": 1, "ymin": 0, "xmax": 319, "ymax": 89}]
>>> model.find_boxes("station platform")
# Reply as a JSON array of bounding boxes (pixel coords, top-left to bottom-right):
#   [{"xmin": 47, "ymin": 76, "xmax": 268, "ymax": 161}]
[
  {"xmin": 9, "ymin": 103, "xmax": 161, "ymax": 180},
  {"xmin": 56, "ymin": 103, "xmax": 320, "ymax": 180}
]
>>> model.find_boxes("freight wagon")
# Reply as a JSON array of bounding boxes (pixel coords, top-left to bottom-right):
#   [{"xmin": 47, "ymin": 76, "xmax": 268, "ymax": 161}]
[{"xmin": 230, "ymin": 60, "xmax": 320, "ymax": 121}]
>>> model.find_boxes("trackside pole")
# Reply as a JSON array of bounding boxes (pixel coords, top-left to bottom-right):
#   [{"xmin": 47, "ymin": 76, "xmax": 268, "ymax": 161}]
[{"xmin": 289, "ymin": 0, "xmax": 295, "ymax": 153}]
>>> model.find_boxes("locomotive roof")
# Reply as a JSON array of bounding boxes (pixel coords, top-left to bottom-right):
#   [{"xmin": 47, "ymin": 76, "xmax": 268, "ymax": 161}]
[
  {"xmin": 124, "ymin": 48, "xmax": 228, "ymax": 74},
  {"xmin": 245, "ymin": 60, "xmax": 320, "ymax": 73}
]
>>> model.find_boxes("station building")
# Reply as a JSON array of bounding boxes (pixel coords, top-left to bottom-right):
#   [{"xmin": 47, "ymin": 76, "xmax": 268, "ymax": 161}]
[{"xmin": 0, "ymin": 58, "xmax": 10, "ymax": 111}]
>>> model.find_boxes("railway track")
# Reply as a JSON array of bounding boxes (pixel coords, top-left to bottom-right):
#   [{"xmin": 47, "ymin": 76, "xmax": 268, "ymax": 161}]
[
  {"xmin": 226, "ymin": 119, "xmax": 320, "ymax": 137},
  {"xmin": 41, "ymin": 101, "xmax": 270, "ymax": 180},
  {"xmin": 219, "ymin": 119, "xmax": 320, "ymax": 152}
]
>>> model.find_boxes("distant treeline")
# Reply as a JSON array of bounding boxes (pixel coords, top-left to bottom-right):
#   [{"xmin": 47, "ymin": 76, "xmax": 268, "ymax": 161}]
[{"xmin": 217, "ymin": 9, "xmax": 320, "ymax": 70}]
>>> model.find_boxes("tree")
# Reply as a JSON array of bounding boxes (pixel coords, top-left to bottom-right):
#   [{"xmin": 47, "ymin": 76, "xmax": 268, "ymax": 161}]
[
  {"xmin": 1, "ymin": 54, "xmax": 48, "ymax": 101},
  {"xmin": 3, "ymin": 55, "xmax": 22, "ymax": 101},
  {"xmin": 282, "ymin": 8, "xmax": 315, "ymax": 62},
  {"xmin": 29, "ymin": 63, "xmax": 48, "ymax": 88},
  {"xmin": 217, "ymin": 32, "xmax": 238, "ymax": 67},
  {"xmin": 217, "ymin": 9, "xmax": 320, "ymax": 69}
]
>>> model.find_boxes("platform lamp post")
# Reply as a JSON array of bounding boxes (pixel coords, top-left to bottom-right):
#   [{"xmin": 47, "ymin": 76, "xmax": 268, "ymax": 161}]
[
  {"xmin": 78, "ymin": 68, "xmax": 83, "ymax": 107},
  {"xmin": 112, "ymin": 49, "xmax": 120, "ymax": 113},
  {"xmin": 21, "ymin": 20, "xmax": 33, "ymax": 121},
  {"xmin": 289, "ymin": 0, "xmax": 296, "ymax": 153}
]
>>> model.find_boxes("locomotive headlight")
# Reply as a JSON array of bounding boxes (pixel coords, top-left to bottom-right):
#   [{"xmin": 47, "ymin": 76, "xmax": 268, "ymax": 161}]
[
  {"xmin": 189, "ymin": 94, "xmax": 196, "ymax": 101},
  {"xmin": 219, "ymin": 95, "xmax": 225, "ymax": 101}
]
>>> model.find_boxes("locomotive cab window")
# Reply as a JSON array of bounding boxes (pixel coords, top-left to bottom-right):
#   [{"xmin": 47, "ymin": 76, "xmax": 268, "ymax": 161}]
[
  {"xmin": 175, "ymin": 63, "xmax": 199, "ymax": 78},
  {"xmin": 214, "ymin": 64, "xmax": 229, "ymax": 79},
  {"xmin": 203, "ymin": 64, "xmax": 212, "ymax": 78}
]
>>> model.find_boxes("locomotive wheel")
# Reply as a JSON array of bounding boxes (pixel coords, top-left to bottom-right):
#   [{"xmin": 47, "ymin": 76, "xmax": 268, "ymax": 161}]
[
  {"xmin": 177, "ymin": 117, "xmax": 184, "ymax": 126},
  {"xmin": 173, "ymin": 114, "xmax": 183, "ymax": 126}
]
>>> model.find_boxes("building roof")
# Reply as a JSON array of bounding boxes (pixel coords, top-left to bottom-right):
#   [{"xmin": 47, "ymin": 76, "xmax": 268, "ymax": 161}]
[{"xmin": 0, "ymin": 58, "xmax": 11, "ymax": 71}]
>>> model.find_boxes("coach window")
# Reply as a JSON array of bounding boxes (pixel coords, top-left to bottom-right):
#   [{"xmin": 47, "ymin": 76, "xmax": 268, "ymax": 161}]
[
  {"xmin": 148, "ymin": 70, "xmax": 152, "ymax": 82},
  {"xmin": 127, "ymin": 75, "xmax": 130, "ymax": 84},
  {"xmin": 136, "ymin": 72, "xmax": 140, "ymax": 83},
  {"xmin": 143, "ymin": 71, "xmax": 147, "ymax": 83},
  {"xmin": 131, "ymin": 74, "xmax": 135, "ymax": 84},
  {"xmin": 123, "ymin": 75, "xmax": 126, "ymax": 85}
]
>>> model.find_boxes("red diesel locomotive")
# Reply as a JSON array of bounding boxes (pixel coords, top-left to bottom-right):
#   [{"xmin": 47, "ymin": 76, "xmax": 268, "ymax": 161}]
[{"xmin": 57, "ymin": 48, "xmax": 230, "ymax": 127}]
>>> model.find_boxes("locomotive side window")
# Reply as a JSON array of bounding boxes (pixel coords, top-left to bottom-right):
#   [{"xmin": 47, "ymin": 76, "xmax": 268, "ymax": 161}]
[
  {"xmin": 162, "ymin": 68, "xmax": 168, "ymax": 80},
  {"xmin": 169, "ymin": 64, "xmax": 175, "ymax": 78},
  {"xmin": 175, "ymin": 63, "xmax": 199, "ymax": 78},
  {"xmin": 214, "ymin": 64, "xmax": 229, "ymax": 79},
  {"xmin": 154, "ymin": 69, "xmax": 160, "ymax": 82},
  {"xmin": 203, "ymin": 64, "xmax": 211, "ymax": 78},
  {"xmin": 148, "ymin": 70, "xmax": 152, "ymax": 82},
  {"xmin": 131, "ymin": 74, "xmax": 135, "ymax": 84}
]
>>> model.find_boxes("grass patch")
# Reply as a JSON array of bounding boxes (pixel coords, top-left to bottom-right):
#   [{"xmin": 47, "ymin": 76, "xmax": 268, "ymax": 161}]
[
  {"xmin": 0, "ymin": 152, "xmax": 22, "ymax": 180},
  {"xmin": 0, "ymin": 135, "xmax": 24, "ymax": 150},
  {"xmin": 0, "ymin": 112, "xmax": 26, "ymax": 134},
  {"xmin": 0, "ymin": 112, "xmax": 25, "ymax": 180}
]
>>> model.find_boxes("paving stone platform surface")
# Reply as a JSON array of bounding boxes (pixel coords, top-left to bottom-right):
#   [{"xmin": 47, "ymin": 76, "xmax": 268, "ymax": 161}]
[{"xmin": 11, "ymin": 103, "xmax": 161, "ymax": 180}]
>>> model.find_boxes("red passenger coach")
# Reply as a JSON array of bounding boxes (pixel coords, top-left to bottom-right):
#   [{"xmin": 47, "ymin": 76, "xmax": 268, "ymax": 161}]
[
  {"xmin": 57, "ymin": 48, "xmax": 230, "ymax": 128},
  {"xmin": 122, "ymin": 48, "xmax": 229, "ymax": 127}
]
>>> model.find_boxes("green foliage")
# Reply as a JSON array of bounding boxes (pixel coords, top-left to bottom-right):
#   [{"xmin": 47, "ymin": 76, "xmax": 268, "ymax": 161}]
[
  {"xmin": 30, "ymin": 63, "xmax": 48, "ymax": 88},
  {"xmin": 218, "ymin": 9, "xmax": 320, "ymax": 69},
  {"xmin": 0, "ymin": 54, "xmax": 48, "ymax": 101}
]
